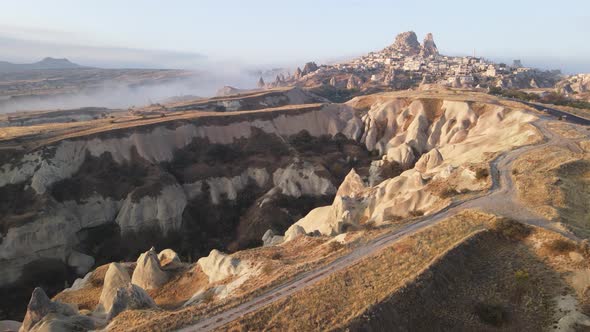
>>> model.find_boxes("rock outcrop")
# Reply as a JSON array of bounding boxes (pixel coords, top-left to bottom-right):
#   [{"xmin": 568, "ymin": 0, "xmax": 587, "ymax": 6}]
[
  {"xmin": 272, "ymin": 162, "xmax": 336, "ymax": 198},
  {"xmin": 262, "ymin": 229, "xmax": 284, "ymax": 246},
  {"xmin": 98, "ymin": 263, "xmax": 131, "ymax": 314},
  {"xmin": 421, "ymin": 33, "xmax": 439, "ymax": 57},
  {"xmin": 336, "ymin": 169, "xmax": 365, "ymax": 198},
  {"xmin": 197, "ymin": 250, "xmax": 243, "ymax": 283},
  {"xmin": 115, "ymin": 184, "xmax": 187, "ymax": 234},
  {"xmin": 20, "ymin": 288, "xmax": 79, "ymax": 332},
  {"xmin": 131, "ymin": 247, "xmax": 168, "ymax": 290},
  {"xmin": 391, "ymin": 31, "xmax": 421, "ymax": 56},
  {"xmin": 0, "ymin": 102, "xmax": 364, "ymax": 292},
  {"xmin": 284, "ymin": 224, "xmax": 307, "ymax": 242},
  {"xmin": 347, "ymin": 75, "xmax": 362, "ymax": 90},
  {"xmin": 329, "ymin": 77, "xmax": 337, "ymax": 87},
  {"xmin": 107, "ymin": 284, "xmax": 156, "ymax": 320},
  {"xmin": 257, "ymin": 77, "xmax": 265, "ymax": 89},
  {"xmin": 302, "ymin": 62, "xmax": 319, "ymax": 75},
  {"xmin": 414, "ymin": 148, "xmax": 443, "ymax": 173},
  {"xmin": 67, "ymin": 251, "xmax": 95, "ymax": 276},
  {"xmin": 158, "ymin": 249, "xmax": 181, "ymax": 267}
]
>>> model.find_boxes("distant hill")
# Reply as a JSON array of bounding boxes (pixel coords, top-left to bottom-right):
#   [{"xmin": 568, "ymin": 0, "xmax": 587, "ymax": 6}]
[{"xmin": 0, "ymin": 57, "xmax": 86, "ymax": 72}]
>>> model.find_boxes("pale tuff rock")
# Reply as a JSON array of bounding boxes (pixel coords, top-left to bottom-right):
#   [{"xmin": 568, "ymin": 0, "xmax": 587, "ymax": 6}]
[
  {"xmin": 198, "ymin": 249, "xmax": 243, "ymax": 283},
  {"xmin": 115, "ymin": 184, "xmax": 187, "ymax": 234},
  {"xmin": 557, "ymin": 74, "xmax": 590, "ymax": 94},
  {"xmin": 553, "ymin": 294, "xmax": 590, "ymax": 331},
  {"xmin": 302, "ymin": 62, "xmax": 319, "ymax": 75},
  {"xmin": 262, "ymin": 229, "xmax": 284, "ymax": 247},
  {"xmin": 19, "ymin": 287, "xmax": 78, "ymax": 332},
  {"xmin": 98, "ymin": 263, "xmax": 131, "ymax": 314},
  {"xmin": 292, "ymin": 194, "xmax": 363, "ymax": 237},
  {"xmin": 131, "ymin": 247, "xmax": 168, "ymax": 290},
  {"xmin": 0, "ymin": 213, "xmax": 72, "ymax": 286},
  {"xmin": 294, "ymin": 67, "xmax": 303, "ymax": 79},
  {"xmin": 157, "ymin": 249, "xmax": 181, "ymax": 267},
  {"xmin": 186, "ymin": 167, "xmax": 270, "ymax": 204},
  {"xmin": 329, "ymin": 76, "xmax": 337, "ymax": 87},
  {"xmin": 257, "ymin": 77, "xmax": 265, "ymax": 89},
  {"xmin": 414, "ymin": 148, "xmax": 443, "ymax": 173},
  {"xmin": 107, "ymin": 284, "xmax": 156, "ymax": 320},
  {"xmin": 347, "ymin": 75, "xmax": 362, "ymax": 90},
  {"xmin": 0, "ymin": 103, "xmax": 362, "ymax": 194},
  {"xmin": 215, "ymin": 86, "xmax": 244, "ymax": 97},
  {"xmin": 272, "ymin": 162, "xmax": 336, "ymax": 198},
  {"xmin": 0, "ymin": 96, "xmax": 540, "ymax": 292},
  {"xmin": 184, "ymin": 286, "xmax": 225, "ymax": 307},
  {"xmin": 0, "ymin": 321, "xmax": 21, "ymax": 332},
  {"xmin": 0, "ymin": 104, "xmax": 366, "ymax": 287},
  {"xmin": 421, "ymin": 33, "xmax": 439, "ymax": 57},
  {"xmin": 284, "ymin": 224, "xmax": 307, "ymax": 242},
  {"xmin": 63, "ymin": 272, "xmax": 93, "ymax": 292},
  {"xmin": 67, "ymin": 251, "xmax": 95, "ymax": 276},
  {"xmin": 28, "ymin": 314, "xmax": 95, "ymax": 332},
  {"xmin": 336, "ymin": 169, "xmax": 366, "ymax": 198},
  {"xmin": 291, "ymin": 99, "xmax": 539, "ymax": 238},
  {"xmin": 385, "ymin": 143, "xmax": 416, "ymax": 168},
  {"xmin": 392, "ymin": 31, "xmax": 421, "ymax": 56}
]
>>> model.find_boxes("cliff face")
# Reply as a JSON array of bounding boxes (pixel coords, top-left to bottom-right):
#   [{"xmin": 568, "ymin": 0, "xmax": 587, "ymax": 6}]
[
  {"xmin": 0, "ymin": 93, "xmax": 539, "ymax": 320},
  {"xmin": 0, "ymin": 103, "xmax": 370, "ymax": 319}
]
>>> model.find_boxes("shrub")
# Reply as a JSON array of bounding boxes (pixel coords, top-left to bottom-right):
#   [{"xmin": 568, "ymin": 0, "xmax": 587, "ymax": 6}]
[
  {"xmin": 270, "ymin": 252, "xmax": 282, "ymax": 260},
  {"xmin": 327, "ymin": 241, "xmax": 345, "ymax": 253},
  {"xmin": 363, "ymin": 220, "xmax": 377, "ymax": 230},
  {"xmin": 475, "ymin": 168, "xmax": 489, "ymax": 180},
  {"xmin": 491, "ymin": 218, "xmax": 531, "ymax": 240},
  {"xmin": 261, "ymin": 264, "xmax": 274, "ymax": 275},
  {"xmin": 542, "ymin": 239, "xmax": 577, "ymax": 255},
  {"xmin": 439, "ymin": 187, "xmax": 459, "ymax": 198},
  {"xmin": 514, "ymin": 269, "xmax": 530, "ymax": 283},
  {"xmin": 409, "ymin": 210, "xmax": 424, "ymax": 217},
  {"xmin": 474, "ymin": 302, "xmax": 509, "ymax": 327}
]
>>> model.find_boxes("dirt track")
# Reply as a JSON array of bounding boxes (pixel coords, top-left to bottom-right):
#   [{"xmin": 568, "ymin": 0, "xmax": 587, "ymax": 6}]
[{"xmin": 179, "ymin": 116, "xmax": 588, "ymax": 332}]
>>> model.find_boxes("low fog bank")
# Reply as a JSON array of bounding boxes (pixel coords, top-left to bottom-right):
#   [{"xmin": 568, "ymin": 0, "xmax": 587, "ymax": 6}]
[{"xmin": 0, "ymin": 69, "xmax": 267, "ymax": 114}]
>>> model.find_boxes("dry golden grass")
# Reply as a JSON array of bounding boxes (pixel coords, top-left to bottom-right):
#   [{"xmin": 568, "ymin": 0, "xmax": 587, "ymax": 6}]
[
  {"xmin": 547, "ymin": 122, "xmax": 588, "ymax": 139},
  {"xmin": 222, "ymin": 210, "xmax": 494, "ymax": 331},
  {"xmin": 53, "ymin": 264, "xmax": 109, "ymax": 311},
  {"xmin": 512, "ymin": 144, "xmax": 590, "ymax": 237},
  {"xmin": 105, "ymin": 229, "xmax": 390, "ymax": 332},
  {"xmin": 223, "ymin": 213, "xmax": 590, "ymax": 332},
  {"xmin": 148, "ymin": 265, "xmax": 209, "ymax": 309}
]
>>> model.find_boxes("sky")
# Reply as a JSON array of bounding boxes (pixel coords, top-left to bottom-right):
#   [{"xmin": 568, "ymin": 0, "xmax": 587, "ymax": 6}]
[{"xmin": 1, "ymin": 0, "xmax": 589, "ymax": 72}]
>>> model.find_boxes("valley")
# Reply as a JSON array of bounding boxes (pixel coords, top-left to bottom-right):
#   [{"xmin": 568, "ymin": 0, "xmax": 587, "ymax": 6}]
[{"xmin": 1, "ymin": 27, "xmax": 590, "ymax": 332}]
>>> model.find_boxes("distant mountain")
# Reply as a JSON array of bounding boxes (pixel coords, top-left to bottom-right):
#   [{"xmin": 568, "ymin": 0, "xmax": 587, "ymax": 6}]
[{"xmin": 0, "ymin": 57, "xmax": 86, "ymax": 72}]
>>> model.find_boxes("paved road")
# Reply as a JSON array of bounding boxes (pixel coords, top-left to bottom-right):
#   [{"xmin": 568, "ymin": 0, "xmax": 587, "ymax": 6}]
[
  {"xmin": 179, "ymin": 116, "xmax": 588, "ymax": 332},
  {"xmin": 516, "ymin": 99, "xmax": 590, "ymax": 126}
]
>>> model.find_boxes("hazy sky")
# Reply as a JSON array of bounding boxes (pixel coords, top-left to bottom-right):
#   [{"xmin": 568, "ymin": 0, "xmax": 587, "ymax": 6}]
[{"xmin": 1, "ymin": 0, "xmax": 589, "ymax": 72}]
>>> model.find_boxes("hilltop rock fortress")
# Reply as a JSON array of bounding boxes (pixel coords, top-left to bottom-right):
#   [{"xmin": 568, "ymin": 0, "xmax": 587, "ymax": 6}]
[{"xmin": 390, "ymin": 31, "xmax": 422, "ymax": 56}]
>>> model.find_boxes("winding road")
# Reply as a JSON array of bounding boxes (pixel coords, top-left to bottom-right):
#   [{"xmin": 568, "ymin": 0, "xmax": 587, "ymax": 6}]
[{"xmin": 179, "ymin": 109, "xmax": 589, "ymax": 332}]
